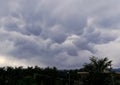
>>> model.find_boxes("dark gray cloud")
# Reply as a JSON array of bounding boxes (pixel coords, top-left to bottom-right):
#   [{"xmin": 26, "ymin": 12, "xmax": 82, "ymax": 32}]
[{"xmin": 0, "ymin": 0, "xmax": 120, "ymax": 69}]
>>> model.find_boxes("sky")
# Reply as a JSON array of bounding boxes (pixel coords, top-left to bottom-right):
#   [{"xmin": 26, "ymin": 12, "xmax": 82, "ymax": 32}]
[{"xmin": 0, "ymin": 0, "xmax": 120, "ymax": 69}]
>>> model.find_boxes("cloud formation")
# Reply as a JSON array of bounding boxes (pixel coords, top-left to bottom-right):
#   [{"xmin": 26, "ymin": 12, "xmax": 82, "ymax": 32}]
[{"xmin": 0, "ymin": 0, "xmax": 120, "ymax": 69}]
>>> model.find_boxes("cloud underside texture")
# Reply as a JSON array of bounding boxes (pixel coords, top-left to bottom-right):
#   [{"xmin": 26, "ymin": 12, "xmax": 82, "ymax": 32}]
[{"xmin": 0, "ymin": 0, "xmax": 120, "ymax": 69}]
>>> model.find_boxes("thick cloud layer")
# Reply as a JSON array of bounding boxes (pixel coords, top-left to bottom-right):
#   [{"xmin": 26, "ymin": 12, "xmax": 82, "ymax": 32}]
[{"xmin": 0, "ymin": 0, "xmax": 120, "ymax": 69}]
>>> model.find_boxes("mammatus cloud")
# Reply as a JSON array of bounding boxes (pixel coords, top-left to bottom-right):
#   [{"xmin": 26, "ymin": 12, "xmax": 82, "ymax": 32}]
[{"xmin": 0, "ymin": 0, "xmax": 120, "ymax": 69}]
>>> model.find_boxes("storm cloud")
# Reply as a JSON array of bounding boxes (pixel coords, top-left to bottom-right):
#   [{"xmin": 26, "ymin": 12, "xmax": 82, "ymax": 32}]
[{"xmin": 0, "ymin": 0, "xmax": 120, "ymax": 69}]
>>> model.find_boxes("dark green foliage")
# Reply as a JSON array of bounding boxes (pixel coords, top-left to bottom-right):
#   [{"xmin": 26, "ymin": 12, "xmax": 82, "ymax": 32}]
[
  {"xmin": 0, "ymin": 57, "xmax": 120, "ymax": 85},
  {"xmin": 0, "ymin": 66, "xmax": 80, "ymax": 85},
  {"xmin": 82, "ymin": 72, "xmax": 112, "ymax": 85},
  {"xmin": 82, "ymin": 57, "xmax": 113, "ymax": 85},
  {"xmin": 83, "ymin": 56, "xmax": 112, "ymax": 72}
]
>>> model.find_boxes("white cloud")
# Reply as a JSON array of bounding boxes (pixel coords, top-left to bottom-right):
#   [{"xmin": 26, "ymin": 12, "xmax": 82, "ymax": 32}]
[{"xmin": 94, "ymin": 38, "xmax": 120, "ymax": 67}]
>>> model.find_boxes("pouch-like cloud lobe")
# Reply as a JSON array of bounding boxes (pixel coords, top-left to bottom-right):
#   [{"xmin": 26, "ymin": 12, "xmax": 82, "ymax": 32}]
[{"xmin": 0, "ymin": 0, "xmax": 120, "ymax": 69}]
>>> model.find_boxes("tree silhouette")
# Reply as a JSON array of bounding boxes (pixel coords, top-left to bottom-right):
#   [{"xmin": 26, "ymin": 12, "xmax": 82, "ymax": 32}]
[
  {"xmin": 82, "ymin": 56, "xmax": 112, "ymax": 85},
  {"xmin": 84, "ymin": 56, "xmax": 112, "ymax": 72},
  {"xmin": 0, "ymin": 57, "xmax": 118, "ymax": 85}
]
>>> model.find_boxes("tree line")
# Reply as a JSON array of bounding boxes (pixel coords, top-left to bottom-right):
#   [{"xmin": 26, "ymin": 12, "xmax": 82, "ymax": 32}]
[
  {"xmin": 0, "ymin": 56, "xmax": 120, "ymax": 85},
  {"xmin": 0, "ymin": 66, "xmax": 81, "ymax": 85}
]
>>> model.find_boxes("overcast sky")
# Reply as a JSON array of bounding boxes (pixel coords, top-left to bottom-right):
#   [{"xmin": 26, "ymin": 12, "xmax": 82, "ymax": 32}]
[{"xmin": 0, "ymin": 0, "xmax": 120, "ymax": 69}]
